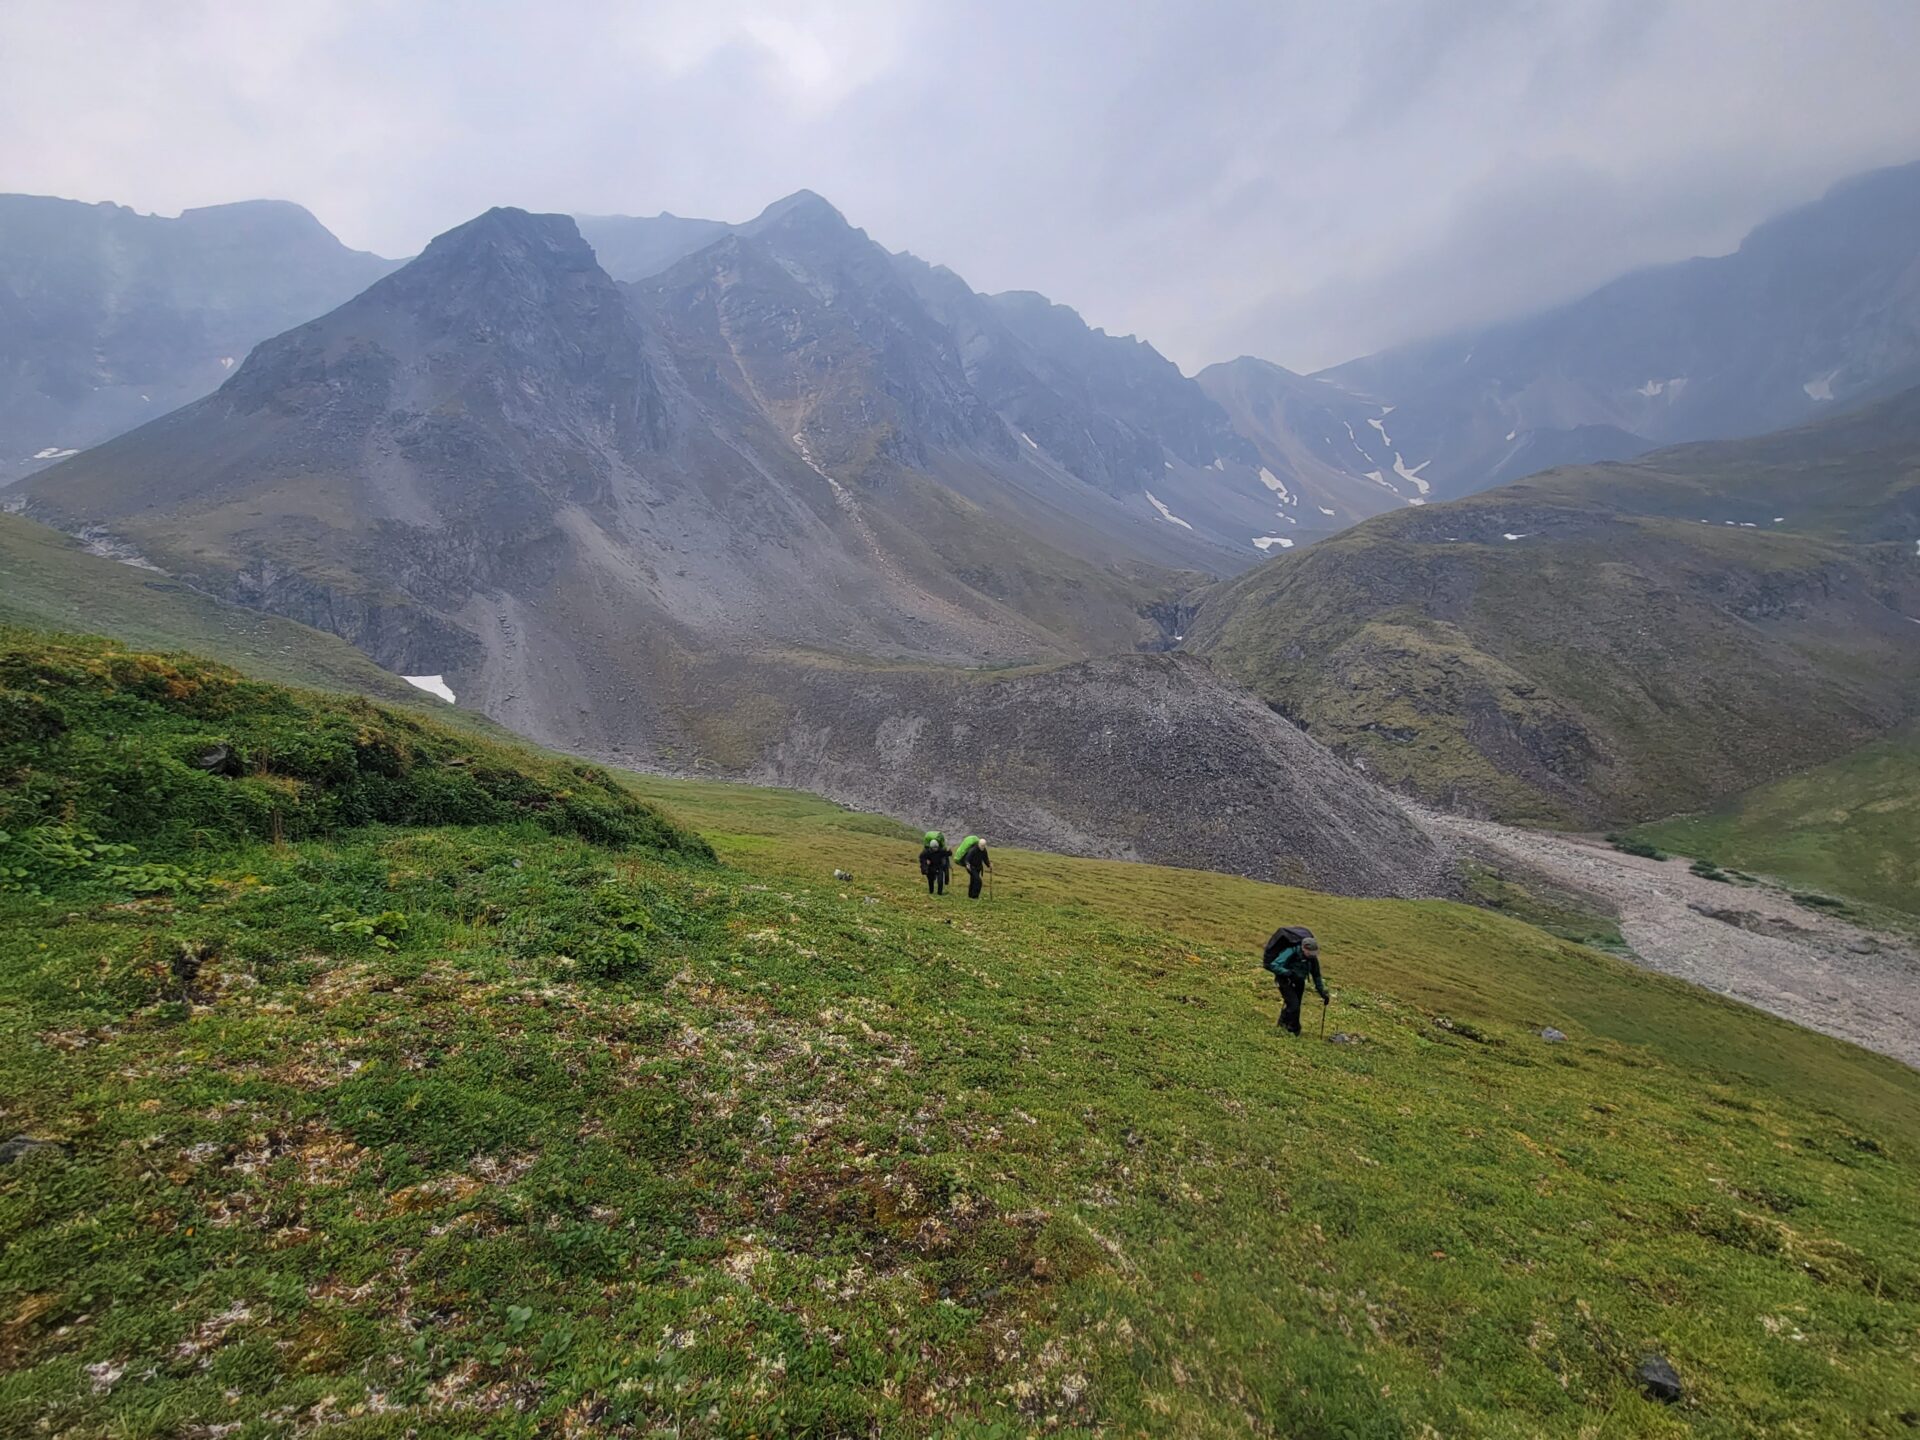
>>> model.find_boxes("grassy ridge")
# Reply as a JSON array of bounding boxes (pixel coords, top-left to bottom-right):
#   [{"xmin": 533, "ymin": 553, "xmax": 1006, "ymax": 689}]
[
  {"xmin": 0, "ymin": 513, "xmax": 439, "ymax": 707},
  {"xmin": 0, "ymin": 632, "xmax": 709, "ymax": 866},
  {"xmin": 1636, "ymin": 725, "xmax": 1920, "ymax": 917},
  {"xmin": 3, "ymin": 637, "xmax": 1919, "ymax": 1436}
]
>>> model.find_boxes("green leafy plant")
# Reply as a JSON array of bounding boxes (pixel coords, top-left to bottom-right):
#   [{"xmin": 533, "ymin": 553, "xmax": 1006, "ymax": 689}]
[{"xmin": 324, "ymin": 908, "xmax": 411, "ymax": 950}]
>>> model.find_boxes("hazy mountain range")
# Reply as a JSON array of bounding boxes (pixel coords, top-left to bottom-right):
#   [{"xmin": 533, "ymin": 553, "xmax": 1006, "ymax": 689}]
[
  {"xmin": 7, "ymin": 160, "xmax": 1920, "ymax": 856},
  {"xmin": 0, "ymin": 194, "xmax": 397, "ymax": 481}
]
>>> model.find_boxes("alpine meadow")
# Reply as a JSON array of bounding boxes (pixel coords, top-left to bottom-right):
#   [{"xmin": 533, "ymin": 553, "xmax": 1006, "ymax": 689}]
[{"xmin": 3, "ymin": 5, "xmax": 1919, "ymax": 1437}]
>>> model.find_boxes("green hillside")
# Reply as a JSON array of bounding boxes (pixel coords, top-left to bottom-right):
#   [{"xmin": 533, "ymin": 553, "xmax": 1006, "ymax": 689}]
[
  {"xmin": 0, "ymin": 512, "xmax": 437, "ymax": 706},
  {"xmin": 3, "ymin": 632, "xmax": 1918, "ymax": 1437},
  {"xmin": 1188, "ymin": 391, "xmax": 1920, "ymax": 826},
  {"xmin": 1637, "ymin": 725, "xmax": 1920, "ymax": 917}
]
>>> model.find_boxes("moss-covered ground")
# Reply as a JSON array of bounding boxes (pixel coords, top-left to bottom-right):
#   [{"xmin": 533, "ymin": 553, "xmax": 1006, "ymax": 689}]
[{"xmin": 3, "ymin": 635, "xmax": 1919, "ymax": 1437}]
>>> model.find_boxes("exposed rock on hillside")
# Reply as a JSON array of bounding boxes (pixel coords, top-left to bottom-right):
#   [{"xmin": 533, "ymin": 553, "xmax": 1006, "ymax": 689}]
[{"xmin": 733, "ymin": 652, "xmax": 1454, "ymax": 898}]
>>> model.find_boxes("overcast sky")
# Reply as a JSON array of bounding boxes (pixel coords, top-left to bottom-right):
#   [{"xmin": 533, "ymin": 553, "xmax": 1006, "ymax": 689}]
[{"xmin": 5, "ymin": 0, "xmax": 1920, "ymax": 371}]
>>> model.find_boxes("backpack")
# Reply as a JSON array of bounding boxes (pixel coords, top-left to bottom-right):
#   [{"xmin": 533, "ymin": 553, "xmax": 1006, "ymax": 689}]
[
  {"xmin": 1262, "ymin": 925, "xmax": 1315, "ymax": 975},
  {"xmin": 955, "ymin": 835, "xmax": 983, "ymax": 866},
  {"xmin": 924, "ymin": 830, "xmax": 945, "ymax": 848}
]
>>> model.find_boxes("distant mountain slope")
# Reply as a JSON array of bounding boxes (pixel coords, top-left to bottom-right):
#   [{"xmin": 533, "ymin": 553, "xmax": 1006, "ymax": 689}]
[
  {"xmin": 16, "ymin": 204, "xmax": 1455, "ymax": 894},
  {"xmin": 19, "ymin": 205, "xmax": 1139, "ymax": 675},
  {"xmin": 572, "ymin": 210, "xmax": 730, "ymax": 281},
  {"xmin": 0, "ymin": 194, "xmax": 397, "ymax": 483},
  {"xmin": 666, "ymin": 649, "xmax": 1454, "ymax": 897},
  {"xmin": 1196, "ymin": 356, "xmax": 1435, "ymax": 525},
  {"xmin": 1187, "ymin": 390, "xmax": 1920, "ymax": 825},
  {"xmin": 1300, "ymin": 160, "xmax": 1920, "ymax": 502}
]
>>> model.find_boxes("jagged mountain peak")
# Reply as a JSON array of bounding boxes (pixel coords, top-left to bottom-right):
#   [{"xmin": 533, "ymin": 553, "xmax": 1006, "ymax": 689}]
[
  {"xmin": 745, "ymin": 188, "xmax": 849, "ymax": 232},
  {"xmin": 357, "ymin": 208, "xmax": 622, "ymax": 343},
  {"xmin": 415, "ymin": 207, "xmax": 595, "ymax": 265}
]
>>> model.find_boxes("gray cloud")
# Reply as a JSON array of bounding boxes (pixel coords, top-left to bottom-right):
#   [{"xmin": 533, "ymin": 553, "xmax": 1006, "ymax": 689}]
[{"xmin": 3, "ymin": 0, "xmax": 1918, "ymax": 371}]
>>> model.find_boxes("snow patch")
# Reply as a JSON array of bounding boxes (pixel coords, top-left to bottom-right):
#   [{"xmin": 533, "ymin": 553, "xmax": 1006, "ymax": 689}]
[
  {"xmin": 1502, "ymin": 533, "xmax": 1529, "ymax": 541},
  {"xmin": 403, "ymin": 675, "xmax": 456, "ymax": 704},
  {"xmin": 1252, "ymin": 536, "xmax": 1295, "ymax": 551},
  {"xmin": 1636, "ymin": 379, "xmax": 1665, "ymax": 398},
  {"xmin": 1020, "ymin": 432, "xmax": 1038, "ymax": 448},
  {"xmin": 32, "ymin": 447, "xmax": 79, "ymax": 461},
  {"xmin": 1804, "ymin": 370, "xmax": 1840, "ymax": 402},
  {"xmin": 219, "ymin": 356, "xmax": 236, "ymax": 369},
  {"xmin": 1144, "ymin": 490, "xmax": 1193, "ymax": 530},
  {"xmin": 1773, "ymin": 517, "xmax": 1785, "ymax": 523},
  {"xmin": 1257, "ymin": 466, "xmax": 1291, "ymax": 501},
  {"xmin": 1366, "ymin": 416, "xmax": 1392, "ymax": 447},
  {"xmin": 1391, "ymin": 454, "xmax": 1431, "ymax": 495},
  {"xmin": 1317, "ymin": 505, "xmax": 1336, "ymax": 516},
  {"xmin": 1504, "ymin": 429, "xmax": 1517, "ymax": 442},
  {"xmin": 1210, "ymin": 457, "xmax": 1225, "ymax": 472}
]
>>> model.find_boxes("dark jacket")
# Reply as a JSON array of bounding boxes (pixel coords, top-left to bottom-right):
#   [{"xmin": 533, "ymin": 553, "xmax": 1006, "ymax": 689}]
[
  {"xmin": 919, "ymin": 844, "xmax": 951, "ymax": 875},
  {"xmin": 1264, "ymin": 937, "xmax": 1328, "ymax": 1000}
]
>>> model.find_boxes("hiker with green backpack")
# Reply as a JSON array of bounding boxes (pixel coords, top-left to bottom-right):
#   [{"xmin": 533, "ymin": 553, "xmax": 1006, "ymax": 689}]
[
  {"xmin": 1263, "ymin": 924, "xmax": 1328, "ymax": 1035},
  {"xmin": 919, "ymin": 830, "xmax": 952, "ymax": 895},
  {"xmin": 954, "ymin": 834, "xmax": 992, "ymax": 900}
]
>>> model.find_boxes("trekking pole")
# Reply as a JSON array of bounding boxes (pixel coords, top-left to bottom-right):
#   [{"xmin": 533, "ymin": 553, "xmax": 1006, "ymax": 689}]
[{"xmin": 1318, "ymin": 997, "xmax": 1328, "ymax": 1040}]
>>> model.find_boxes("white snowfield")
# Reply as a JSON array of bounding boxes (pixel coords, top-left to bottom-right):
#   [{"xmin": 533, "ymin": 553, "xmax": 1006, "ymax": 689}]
[
  {"xmin": 1252, "ymin": 535, "xmax": 1294, "ymax": 551},
  {"xmin": 1317, "ymin": 505, "xmax": 1336, "ymax": 517},
  {"xmin": 403, "ymin": 675, "xmax": 456, "ymax": 704},
  {"xmin": 1804, "ymin": 370, "xmax": 1839, "ymax": 402},
  {"xmin": 1391, "ymin": 454, "xmax": 1431, "ymax": 496},
  {"xmin": 1257, "ymin": 466, "xmax": 1293, "ymax": 502},
  {"xmin": 1502, "ymin": 533, "xmax": 1529, "ymax": 541},
  {"xmin": 1144, "ymin": 490, "xmax": 1193, "ymax": 530},
  {"xmin": 1020, "ymin": 432, "xmax": 1038, "ymax": 448},
  {"xmin": 32, "ymin": 447, "xmax": 79, "ymax": 461}
]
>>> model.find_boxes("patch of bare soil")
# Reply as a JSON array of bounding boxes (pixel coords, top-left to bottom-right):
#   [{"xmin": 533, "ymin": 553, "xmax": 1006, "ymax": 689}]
[{"xmin": 1426, "ymin": 811, "xmax": 1920, "ymax": 1069}]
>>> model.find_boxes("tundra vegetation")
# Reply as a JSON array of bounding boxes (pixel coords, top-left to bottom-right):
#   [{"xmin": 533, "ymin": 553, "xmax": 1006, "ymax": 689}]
[{"xmin": 2, "ymin": 633, "xmax": 1917, "ymax": 1437}]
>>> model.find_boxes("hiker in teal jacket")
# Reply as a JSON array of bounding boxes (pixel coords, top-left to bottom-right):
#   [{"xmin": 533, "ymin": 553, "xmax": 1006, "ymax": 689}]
[{"xmin": 1263, "ymin": 926, "xmax": 1328, "ymax": 1035}]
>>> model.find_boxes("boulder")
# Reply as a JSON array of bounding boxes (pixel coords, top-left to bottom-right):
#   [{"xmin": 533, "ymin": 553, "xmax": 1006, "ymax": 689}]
[
  {"xmin": 1637, "ymin": 1352, "xmax": 1683, "ymax": 1404},
  {"xmin": 0, "ymin": 1135, "xmax": 71, "ymax": 1165}
]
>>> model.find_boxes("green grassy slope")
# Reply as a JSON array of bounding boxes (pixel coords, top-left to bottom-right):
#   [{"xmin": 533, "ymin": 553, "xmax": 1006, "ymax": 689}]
[
  {"xmin": 1188, "ymin": 391, "xmax": 1920, "ymax": 826},
  {"xmin": 0, "ymin": 513, "xmax": 437, "ymax": 706},
  {"xmin": 3, "ymin": 633, "xmax": 1918, "ymax": 1437},
  {"xmin": 1636, "ymin": 724, "xmax": 1920, "ymax": 916}
]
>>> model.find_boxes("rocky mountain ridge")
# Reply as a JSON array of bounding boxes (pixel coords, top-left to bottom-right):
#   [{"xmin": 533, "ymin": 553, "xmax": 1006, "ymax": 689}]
[{"xmin": 0, "ymin": 193, "xmax": 397, "ymax": 481}]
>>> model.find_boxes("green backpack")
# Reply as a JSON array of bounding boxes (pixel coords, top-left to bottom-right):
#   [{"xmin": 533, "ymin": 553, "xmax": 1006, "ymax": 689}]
[
  {"xmin": 924, "ymin": 830, "xmax": 946, "ymax": 848},
  {"xmin": 955, "ymin": 835, "xmax": 983, "ymax": 864}
]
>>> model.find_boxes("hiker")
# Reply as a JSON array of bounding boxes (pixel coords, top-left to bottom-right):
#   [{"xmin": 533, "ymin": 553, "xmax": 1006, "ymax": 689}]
[
  {"xmin": 1263, "ymin": 925, "xmax": 1328, "ymax": 1035},
  {"xmin": 919, "ymin": 830, "xmax": 952, "ymax": 895},
  {"xmin": 954, "ymin": 834, "xmax": 992, "ymax": 900}
]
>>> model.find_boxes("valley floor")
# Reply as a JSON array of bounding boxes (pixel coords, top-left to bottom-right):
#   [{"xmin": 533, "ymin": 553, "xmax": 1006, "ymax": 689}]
[{"xmin": 1429, "ymin": 812, "xmax": 1920, "ymax": 1069}]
